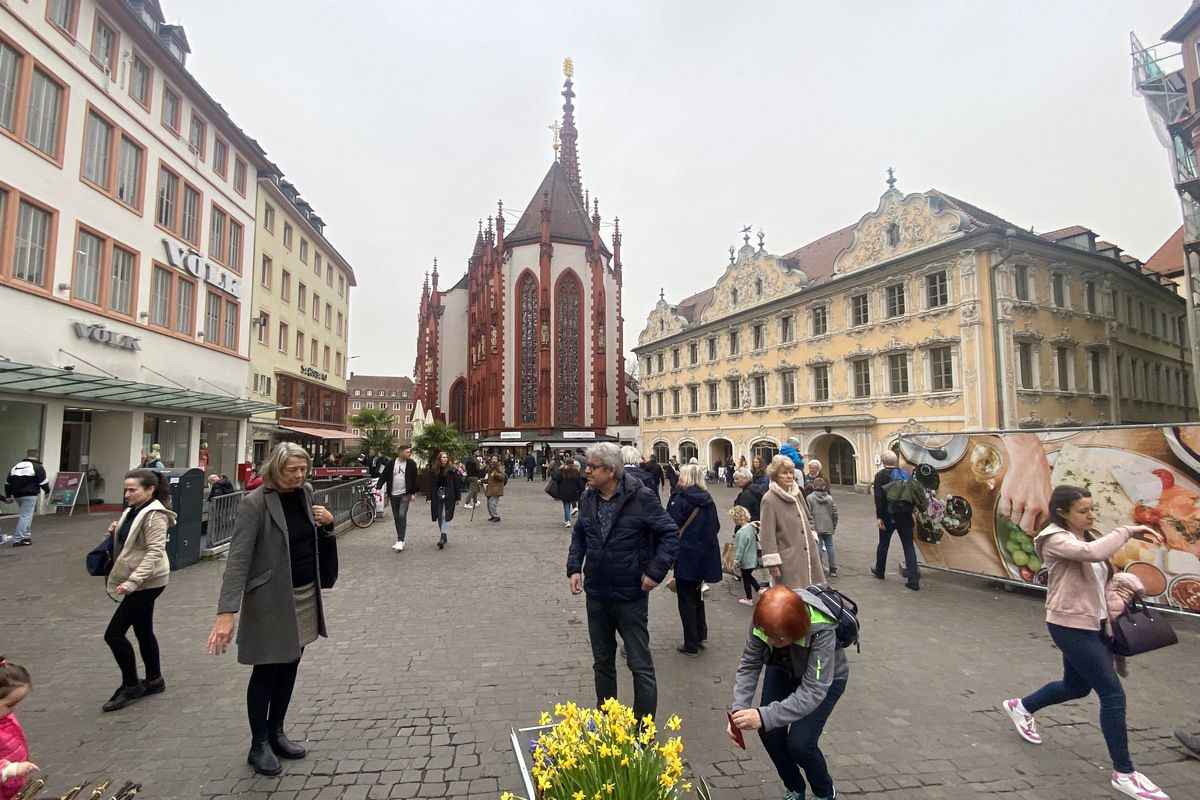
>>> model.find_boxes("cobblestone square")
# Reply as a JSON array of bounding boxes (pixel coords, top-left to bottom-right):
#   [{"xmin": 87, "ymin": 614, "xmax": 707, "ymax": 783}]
[{"xmin": 5, "ymin": 481, "xmax": 1199, "ymax": 799}]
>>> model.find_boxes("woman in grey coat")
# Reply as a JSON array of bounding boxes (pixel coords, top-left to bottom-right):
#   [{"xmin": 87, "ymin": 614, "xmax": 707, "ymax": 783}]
[{"xmin": 207, "ymin": 443, "xmax": 335, "ymax": 776}]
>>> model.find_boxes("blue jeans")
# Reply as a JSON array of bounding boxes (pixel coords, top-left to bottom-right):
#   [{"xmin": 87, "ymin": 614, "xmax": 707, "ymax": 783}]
[
  {"xmin": 1022, "ymin": 622, "xmax": 1132, "ymax": 773},
  {"xmin": 13, "ymin": 496, "xmax": 37, "ymax": 542},
  {"xmin": 437, "ymin": 506, "xmax": 448, "ymax": 536},
  {"xmin": 585, "ymin": 594, "xmax": 657, "ymax": 723},
  {"xmin": 562, "ymin": 500, "xmax": 575, "ymax": 524},
  {"xmin": 758, "ymin": 667, "xmax": 847, "ymax": 799},
  {"xmin": 389, "ymin": 494, "xmax": 411, "ymax": 543},
  {"xmin": 817, "ymin": 533, "xmax": 836, "ymax": 572}
]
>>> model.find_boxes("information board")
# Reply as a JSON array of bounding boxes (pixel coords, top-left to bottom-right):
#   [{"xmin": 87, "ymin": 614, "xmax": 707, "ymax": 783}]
[{"xmin": 49, "ymin": 471, "xmax": 88, "ymax": 516}]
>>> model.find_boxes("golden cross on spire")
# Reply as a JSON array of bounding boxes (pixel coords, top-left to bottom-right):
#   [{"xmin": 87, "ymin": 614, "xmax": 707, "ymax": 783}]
[
  {"xmin": 563, "ymin": 57, "xmax": 574, "ymax": 79},
  {"xmin": 549, "ymin": 121, "xmax": 562, "ymax": 155}
]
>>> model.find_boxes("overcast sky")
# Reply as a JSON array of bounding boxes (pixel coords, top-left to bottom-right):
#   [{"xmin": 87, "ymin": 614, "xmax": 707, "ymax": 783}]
[{"xmin": 180, "ymin": 1, "xmax": 1188, "ymax": 377}]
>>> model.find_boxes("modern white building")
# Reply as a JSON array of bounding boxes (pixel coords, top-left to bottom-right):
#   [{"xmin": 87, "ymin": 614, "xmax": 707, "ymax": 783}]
[{"xmin": 0, "ymin": 0, "xmax": 274, "ymax": 506}]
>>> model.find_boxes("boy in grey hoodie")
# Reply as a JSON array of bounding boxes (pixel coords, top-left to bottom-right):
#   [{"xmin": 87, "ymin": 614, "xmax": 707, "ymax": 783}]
[
  {"xmin": 729, "ymin": 586, "xmax": 849, "ymax": 800},
  {"xmin": 807, "ymin": 478, "xmax": 839, "ymax": 577}
]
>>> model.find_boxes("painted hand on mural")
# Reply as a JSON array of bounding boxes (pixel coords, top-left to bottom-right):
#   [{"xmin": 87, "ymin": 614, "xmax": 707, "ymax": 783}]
[{"xmin": 997, "ymin": 432, "xmax": 1052, "ymax": 533}]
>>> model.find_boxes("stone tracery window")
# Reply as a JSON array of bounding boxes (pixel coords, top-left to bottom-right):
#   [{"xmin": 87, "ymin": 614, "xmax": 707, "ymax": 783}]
[
  {"xmin": 556, "ymin": 275, "xmax": 581, "ymax": 424},
  {"xmin": 518, "ymin": 273, "xmax": 539, "ymax": 422}
]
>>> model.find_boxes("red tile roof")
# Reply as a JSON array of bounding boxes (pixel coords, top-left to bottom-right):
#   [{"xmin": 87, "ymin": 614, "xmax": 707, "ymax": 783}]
[
  {"xmin": 781, "ymin": 223, "xmax": 858, "ymax": 282},
  {"xmin": 674, "ymin": 288, "xmax": 715, "ymax": 323},
  {"xmin": 1039, "ymin": 225, "xmax": 1093, "ymax": 241},
  {"xmin": 1145, "ymin": 225, "xmax": 1185, "ymax": 277}
]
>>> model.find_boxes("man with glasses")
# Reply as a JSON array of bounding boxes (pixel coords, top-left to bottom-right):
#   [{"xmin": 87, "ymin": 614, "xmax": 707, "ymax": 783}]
[{"xmin": 568, "ymin": 442, "xmax": 679, "ymax": 724}]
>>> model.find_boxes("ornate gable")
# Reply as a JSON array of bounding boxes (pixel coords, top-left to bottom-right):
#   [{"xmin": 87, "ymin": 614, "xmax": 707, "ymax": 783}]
[
  {"xmin": 834, "ymin": 189, "xmax": 970, "ymax": 274},
  {"xmin": 638, "ymin": 296, "xmax": 690, "ymax": 345},
  {"xmin": 699, "ymin": 242, "xmax": 810, "ymax": 324}
]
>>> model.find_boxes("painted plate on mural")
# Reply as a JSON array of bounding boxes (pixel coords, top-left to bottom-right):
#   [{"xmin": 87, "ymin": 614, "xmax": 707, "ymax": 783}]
[{"xmin": 899, "ymin": 434, "xmax": 969, "ymax": 470}]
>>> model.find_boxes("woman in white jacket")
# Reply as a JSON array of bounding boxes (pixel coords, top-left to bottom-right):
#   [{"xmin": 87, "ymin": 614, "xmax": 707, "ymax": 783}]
[{"xmin": 102, "ymin": 469, "xmax": 176, "ymax": 712}]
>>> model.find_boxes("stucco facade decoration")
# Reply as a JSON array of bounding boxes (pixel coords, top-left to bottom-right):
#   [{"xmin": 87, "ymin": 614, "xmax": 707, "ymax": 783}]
[
  {"xmin": 634, "ymin": 181, "xmax": 1196, "ymax": 486},
  {"xmin": 414, "ymin": 63, "xmax": 633, "ymax": 444}
]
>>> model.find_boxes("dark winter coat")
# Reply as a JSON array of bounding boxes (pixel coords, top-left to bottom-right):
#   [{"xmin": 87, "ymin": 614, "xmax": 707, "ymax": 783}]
[
  {"xmin": 734, "ymin": 482, "xmax": 766, "ymax": 522},
  {"xmin": 428, "ymin": 469, "xmax": 462, "ymax": 522},
  {"xmin": 208, "ymin": 476, "xmax": 237, "ymax": 498},
  {"xmin": 623, "ymin": 464, "xmax": 657, "ymax": 492},
  {"xmin": 556, "ymin": 470, "xmax": 587, "ymax": 503},
  {"xmin": 567, "ymin": 473, "xmax": 680, "ymax": 603},
  {"xmin": 667, "ymin": 485, "xmax": 722, "ymax": 583},
  {"xmin": 645, "ymin": 460, "xmax": 664, "ymax": 490}
]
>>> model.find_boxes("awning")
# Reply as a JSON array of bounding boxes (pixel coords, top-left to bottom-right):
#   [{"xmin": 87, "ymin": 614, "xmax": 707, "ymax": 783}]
[
  {"xmin": 279, "ymin": 424, "xmax": 360, "ymax": 440},
  {"xmin": 0, "ymin": 361, "xmax": 276, "ymax": 416},
  {"xmin": 477, "ymin": 439, "xmax": 530, "ymax": 448}
]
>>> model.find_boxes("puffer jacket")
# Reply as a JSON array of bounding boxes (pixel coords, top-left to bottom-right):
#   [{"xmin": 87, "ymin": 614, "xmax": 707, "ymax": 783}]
[
  {"xmin": 107, "ymin": 499, "xmax": 176, "ymax": 594},
  {"xmin": 667, "ymin": 485, "xmax": 722, "ymax": 583},
  {"xmin": 567, "ymin": 473, "xmax": 679, "ymax": 602},
  {"xmin": 731, "ymin": 588, "xmax": 850, "ymax": 731},
  {"xmin": 0, "ymin": 713, "xmax": 29, "ymax": 800}
]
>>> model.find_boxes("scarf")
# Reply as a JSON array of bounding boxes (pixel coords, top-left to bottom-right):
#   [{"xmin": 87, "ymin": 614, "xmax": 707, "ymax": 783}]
[{"xmin": 768, "ymin": 481, "xmax": 818, "ymax": 585}]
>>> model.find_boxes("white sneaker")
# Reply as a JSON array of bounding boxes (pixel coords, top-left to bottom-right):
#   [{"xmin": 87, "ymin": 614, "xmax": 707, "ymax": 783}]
[
  {"xmin": 1111, "ymin": 770, "xmax": 1169, "ymax": 800},
  {"xmin": 564, "ymin": 521, "xmax": 572, "ymax": 528},
  {"xmin": 1000, "ymin": 698, "xmax": 1041, "ymax": 744},
  {"xmin": 392, "ymin": 541, "xmax": 404, "ymax": 552},
  {"xmin": 701, "ymin": 582, "xmax": 711, "ymax": 594},
  {"xmin": 738, "ymin": 598, "xmax": 755, "ymax": 606}
]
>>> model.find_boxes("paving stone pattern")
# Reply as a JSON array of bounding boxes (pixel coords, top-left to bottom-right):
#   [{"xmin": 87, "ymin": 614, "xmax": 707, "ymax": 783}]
[{"xmin": 4, "ymin": 480, "xmax": 1199, "ymax": 799}]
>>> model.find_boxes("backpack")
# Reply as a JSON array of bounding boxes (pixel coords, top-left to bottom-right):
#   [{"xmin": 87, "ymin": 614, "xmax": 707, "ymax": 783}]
[
  {"xmin": 883, "ymin": 467, "xmax": 927, "ymax": 512},
  {"xmin": 806, "ymin": 584, "xmax": 861, "ymax": 652}
]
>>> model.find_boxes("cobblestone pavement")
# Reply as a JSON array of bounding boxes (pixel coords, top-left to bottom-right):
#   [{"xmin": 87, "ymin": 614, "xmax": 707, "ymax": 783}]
[{"xmin": 4, "ymin": 480, "xmax": 1199, "ymax": 800}]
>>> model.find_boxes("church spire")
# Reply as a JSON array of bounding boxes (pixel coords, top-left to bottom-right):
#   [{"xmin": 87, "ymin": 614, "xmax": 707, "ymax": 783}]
[{"xmin": 559, "ymin": 57, "xmax": 582, "ymax": 197}]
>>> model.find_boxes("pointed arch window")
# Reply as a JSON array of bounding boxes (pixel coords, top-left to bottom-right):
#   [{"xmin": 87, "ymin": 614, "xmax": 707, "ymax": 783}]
[
  {"xmin": 518, "ymin": 273, "xmax": 539, "ymax": 423},
  {"xmin": 556, "ymin": 274, "xmax": 582, "ymax": 425},
  {"xmin": 449, "ymin": 378, "xmax": 467, "ymax": 431}
]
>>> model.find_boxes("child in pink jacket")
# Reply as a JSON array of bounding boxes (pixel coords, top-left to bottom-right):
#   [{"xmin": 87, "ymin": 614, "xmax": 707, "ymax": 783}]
[{"xmin": 0, "ymin": 657, "xmax": 37, "ymax": 800}]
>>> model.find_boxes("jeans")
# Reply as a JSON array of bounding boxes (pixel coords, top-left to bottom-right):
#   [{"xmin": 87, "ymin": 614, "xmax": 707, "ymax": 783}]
[
  {"xmin": 438, "ymin": 506, "xmax": 449, "ymax": 537},
  {"xmin": 1022, "ymin": 623, "xmax": 1133, "ymax": 773},
  {"xmin": 247, "ymin": 655, "xmax": 302, "ymax": 739},
  {"xmin": 465, "ymin": 477, "xmax": 481, "ymax": 505},
  {"xmin": 817, "ymin": 533, "xmax": 836, "ymax": 572},
  {"xmin": 758, "ymin": 668, "xmax": 847, "ymax": 799},
  {"xmin": 875, "ymin": 510, "xmax": 919, "ymax": 585},
  {"xmin": 104, "ymin": 586, "xmax": 165, "ymax": 686},
  {"xmin": 389, "ymin": 494, "xmax": 411, "ymax": 542},
  {"xmin": 585, "ymin": 594, "xmax": 657, "ymax": 723},
  {"xmin": 561, "ymin": 500, "xmax": 575, "ymax": 524},
  {"xmin": 487, "ymin": 496, "xmax": 500, "ymax": 519},
  {"xmin": 13, "ymin": 495, "xmax": 37, "ymax": 542},
  {"xmin": 674, "ymin": 578, "xmax": 707, "ymax": 652}
]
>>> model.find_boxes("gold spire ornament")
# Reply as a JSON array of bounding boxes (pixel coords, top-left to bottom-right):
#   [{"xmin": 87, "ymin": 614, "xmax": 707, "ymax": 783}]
[
  {"xmin": 563, "ymin": 57, "xmax": 574, "ymax": 78},
  {"xmin": 549, "ymin": 121, "xmax": 562, "ymax": 155}
]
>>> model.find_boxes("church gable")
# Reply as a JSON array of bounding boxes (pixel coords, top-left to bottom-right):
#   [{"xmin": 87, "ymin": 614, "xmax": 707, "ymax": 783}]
[
  {"xmin": 833, "ymin": 189, "xmax": 971, "ymax": 274},
  {"xmin": 638, "ymin": 297, "xmax": 690, "ymax": 345},
  {"xmin": 699, "ymin": 242, "xmax": 810, "ymax": 324}
]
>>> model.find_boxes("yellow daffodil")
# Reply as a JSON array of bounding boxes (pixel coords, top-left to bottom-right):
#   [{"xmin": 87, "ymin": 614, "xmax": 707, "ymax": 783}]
[{"xmin": 666, "ymin": 714, "xmax": 682, "ymax": 731}]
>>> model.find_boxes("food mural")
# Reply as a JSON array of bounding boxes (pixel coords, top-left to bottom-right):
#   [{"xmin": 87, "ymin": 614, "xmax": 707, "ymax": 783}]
[{"xmin": 898, "ymin": 424, "xmax": 1200, "ymax": 614}]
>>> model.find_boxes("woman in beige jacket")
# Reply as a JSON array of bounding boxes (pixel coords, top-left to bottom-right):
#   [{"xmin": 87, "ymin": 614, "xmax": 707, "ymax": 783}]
[
  {"xmin": 759, "ymin": 455, "xmax": 825, "ymax": 589},
  {"xmin": 1001, "ymin": 484, "xmax": 1169, "ymax": 800},
  {"xmin": 102, "ymin": 469, "xmax": 176, "ymax": 712}
]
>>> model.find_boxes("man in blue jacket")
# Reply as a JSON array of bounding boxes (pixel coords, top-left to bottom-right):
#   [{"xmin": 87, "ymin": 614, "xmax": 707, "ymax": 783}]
[{"xmin": 568, "ymin": 442, "xmax": 679, "ymax": 723}]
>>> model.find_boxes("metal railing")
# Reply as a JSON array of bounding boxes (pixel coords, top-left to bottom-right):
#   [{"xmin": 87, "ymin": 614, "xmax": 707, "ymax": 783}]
[{"xmin": 203, "ymin": 478, "xmax": 372, "ymax": 551}]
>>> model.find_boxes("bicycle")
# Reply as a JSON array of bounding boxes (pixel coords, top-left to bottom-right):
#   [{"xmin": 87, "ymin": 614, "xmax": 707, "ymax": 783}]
[{"xmin": 350, "ymin": 482, "xmax": 378, "ymax": 529}]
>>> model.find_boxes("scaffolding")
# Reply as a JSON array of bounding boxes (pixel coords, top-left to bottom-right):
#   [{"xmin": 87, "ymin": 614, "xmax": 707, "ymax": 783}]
[{"xmin": 1132, "ymin": 31, "xmax": 1200, "ymax": 406}]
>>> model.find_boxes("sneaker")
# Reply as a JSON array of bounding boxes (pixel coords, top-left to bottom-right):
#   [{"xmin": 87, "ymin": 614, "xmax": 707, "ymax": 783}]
[
  {"xmin": 675, "ymin": 645, "xmax": 699, "ymax": 657},
  {"xmin": 701, "ymin": 582, "xmax": 711, "ymax": 594},
  {"xmin": 1000, "ymin": 698, "xmax": 1041, "ymax": 744},
  {"xmin": 12, "ymin": 540, "xmax": 31, "ymax": 547},
  {"xmin": 564, "ymin": 521, "xmax": 572, "ymax": 528},
  {"xmin": 783, "ymin": 792, "xmax": 804, "ymax": 800},
  {"xmin": 102, "ymin": 682, "xmax": 146, "ymax": 712},
  {"xmin": 391, "ymin": 541, "xmax": 404, "ymax": 551},
  {"xmin": 1175, "ymin": 729, "xmax": 1200, "ymax": 759},
  {"xmin": 1111, "ymin": 770, "xmax": 1170, "ymax": 800},
  {"xmin": 738, "ymin": 598, "xmax": 756, "ymax": 606},
  {"xmin": 828, "ymin": 568, "xmax": 838, "ymax": 577}
]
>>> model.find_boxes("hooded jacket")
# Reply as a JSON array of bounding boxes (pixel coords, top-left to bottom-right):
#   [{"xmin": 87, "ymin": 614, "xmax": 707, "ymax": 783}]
[
  {"xmin": 3, "ymin": 459, "xmax": 48, "ymax": 499},
  {"xmin": 1033, "ymin": 522, "xmax": 1135, "ymax": 631},
  {"xmin": 807, "ymin": 490, "xmax": 838, "ymax": 534},
  {"xmin": 567, "ymin": 473, "xmax": 679, "ymax": 602},
  {"xmin": 107, "ymin": 499, "xmax": 176, "ymax": 593},
  {"xmin": 666, "ymin": 484, "xmax": 722, "ymax": 583},
  {"xmin": 731, "ymin": 588, "xmax": 850, "ymax": 731}
]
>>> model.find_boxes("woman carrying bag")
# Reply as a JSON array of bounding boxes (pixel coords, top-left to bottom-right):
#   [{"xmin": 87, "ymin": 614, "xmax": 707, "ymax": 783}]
[
  {"xmin": 428, "ymin": 451, "xmax": 462, "ymax": 549},
  {"xmin": 555, "ymin": 460, "xmax": 586, "ymax": 528},
  {"xmin": 667, "ymin": 464, "xmax": 722, "ymax": 656},
  {"xmin": 206, "ymin": 443, "xmax": 336, "ymax": 777},
  {"xmin": 101, "ymin": 469, "xmax": 175, "ymax": 712}
]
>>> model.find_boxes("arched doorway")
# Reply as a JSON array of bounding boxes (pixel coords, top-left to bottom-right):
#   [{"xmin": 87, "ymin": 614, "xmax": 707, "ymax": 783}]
[
  {"xmin": 679, "ymin": 441, "xmax": 699, "ymax": 463},
  {"xmin": 652, "ymin": 441, "xmax": 670, "ymax": 464},
  {"xmin": 751, "ymin": 439, "xmax": 778, "ymax": 466},
  {"xmin": 709, "ymin": 438, "xmax": 732, "ymax": 469},
  {"xmin": 828, "ymin": 437, "xmax": 857, "ymax": 486}
]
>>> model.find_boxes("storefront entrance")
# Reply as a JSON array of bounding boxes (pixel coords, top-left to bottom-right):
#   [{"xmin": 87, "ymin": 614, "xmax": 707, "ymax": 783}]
[{"xmin": 828, "ymin": 438, "xmax": 857, "ymax": 486}]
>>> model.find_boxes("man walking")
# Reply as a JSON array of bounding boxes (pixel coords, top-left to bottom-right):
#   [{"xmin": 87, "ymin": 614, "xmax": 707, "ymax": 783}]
[
  {"xmin": 376, "ymin": 444, "xmax": 418, "ymax": 551},
  {"xmin": 871, "ymin": 451, "xmax": 920, "ymax": 590},
  {"xmin": 567, "ymin": 442, "xmax": 679, "ymax": 724},
  {"xmin": 732, "ymin": 468, "xmax": 765, "ymax": 521},
  {"xmin": 463, "ymin": 450, "xmax": 484, "ymax": 508},
  {"xmin": 523, "ymin": 451, "xmax": 537, "ymax": 482},
  {"xmin": 4, "ymin": 449, "xmax": 50, "ymax": 546}
]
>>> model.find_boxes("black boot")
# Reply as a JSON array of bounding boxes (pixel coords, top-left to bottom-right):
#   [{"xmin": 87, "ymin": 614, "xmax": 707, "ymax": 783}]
[
  {"xmin": 269, "ymin": 722, "xmax": 307, "ymax": 759},
  {"xmin": 247, "ymin": 737, "xmax": 282, "ymax": 775},
  {"xmin": 437, "ymin": 533, "xmax": 447, "ymax": 549}
]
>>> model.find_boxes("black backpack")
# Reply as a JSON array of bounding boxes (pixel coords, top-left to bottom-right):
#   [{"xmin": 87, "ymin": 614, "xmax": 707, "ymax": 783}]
[{"xmin": 806, "ymin": 585, "xmax": 861, "ymax": 652}]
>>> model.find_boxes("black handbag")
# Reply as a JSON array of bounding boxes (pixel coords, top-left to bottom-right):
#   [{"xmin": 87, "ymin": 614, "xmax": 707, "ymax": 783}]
[
  {"xmin": 317, "ymin": 531, "xmax": 338, "ymax": 589},
  {"xmin": 86, "ymin": 534, "xmax": 114, "ymax": 577},
  {"xmin": 1109, "ymin": 599, "xmax": 1177, "ymax": 657}
]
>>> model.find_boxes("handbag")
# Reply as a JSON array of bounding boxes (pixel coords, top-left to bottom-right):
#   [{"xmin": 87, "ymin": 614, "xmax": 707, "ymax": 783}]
[
  {"xmin": 1109, "ymin": 598, "xmax": 1177, "ymax": 657},
  {"xmin": 86, "ymin": 533, "xmax": 114, "ymax": 577},
  {"xmin": 317, "ymin": 531, "xmax": 339, "ymax": 589},
  {"xmin": 721, "ymin": 541, "xmax": 740, "ymax": 578},
  {"xmin": 545, "ymin": 478, "xmax": 560, "ymax": 500}
]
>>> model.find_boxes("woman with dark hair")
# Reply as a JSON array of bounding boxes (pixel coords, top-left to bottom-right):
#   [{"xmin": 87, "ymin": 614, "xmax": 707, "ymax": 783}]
[
  {"xmin": 1002, "ymin": 485, "xmax": 1170, "ymax": 800},
  {"xmin": 751, "ymin": 456, "xmax": 769, "ymax": 490},
  {"xmin": 207, "ymin": 442, "xmax": 336, "ymax": 776},
  {"xmin": 101, "ymin": 468, "xmax": 175, "ymax": 712},
  {"xmin": 729, "ymin": 585, "xmax": 849, "ymax": 800},
  {"xmin": 667, "ymin": 464, "xmax": 722, "ymax": 656},
  {"xmin": 556, "ymin": 460, "xmax": 586, "ymax": 528},
  {"xmin": 428, "ymin": 451, "xmax": 462, "ymax": 549}
]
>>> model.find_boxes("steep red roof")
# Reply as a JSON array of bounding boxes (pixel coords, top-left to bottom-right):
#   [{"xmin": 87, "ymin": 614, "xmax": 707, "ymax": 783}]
[
  {"xmin": 781, "ymin": 223, "xmax": 857, "ymax": 282},
  {"xmin": 1145, "ymin": 225, "xmax": 1185, "ymax": 277},
  {"xmin": 927, "ymin": 190, "xmax": 1023, "ymax": 231},
  {"xmin": 675, "ymin": 288, "xmax": 714, "ymax": 323}
]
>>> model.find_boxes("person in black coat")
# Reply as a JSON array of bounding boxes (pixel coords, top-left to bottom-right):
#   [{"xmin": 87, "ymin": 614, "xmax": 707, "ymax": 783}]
[
  {"xmin": 667, "ymin": 465, "xmax": 723, "ymax": 655},
  {"xmin": 207, "ymin": 474, "xmax": 237, "ymax": 499},
  {"xmin": 555, "ymin": 459, "xmax": 587, "ymax": 527},
  {"xmin": 619, "ymin": 445, "xmax": 658, "ymax": 495},
  {"xmin": 427, "ymin": 451, "xmax": 462, "ymax": 550},
  {"xmin": 645, "ymin": 456, "xmax": 665, "ymax": 493},
  {"xmin": 733, "ymin": 468, "xmax": 766, "ymax": 522},
  {"xmin": 567, "ymin": 442, "xmax": 679, "ymax": 724}
]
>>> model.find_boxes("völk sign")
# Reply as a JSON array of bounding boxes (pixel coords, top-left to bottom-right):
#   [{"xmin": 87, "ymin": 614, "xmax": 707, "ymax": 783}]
[
  {"xmin": 73, "ymin": 322, "xmax": 141, "ymax": 351},
  {"xmin": 161, "ymin": 240, "xmax": 241, "ymax": 296},
  {"xmin": 301, "ymin": 366, "xmax": 327, "ymax": 382}
]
